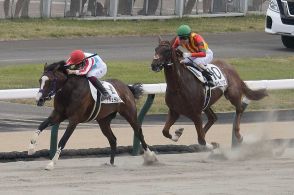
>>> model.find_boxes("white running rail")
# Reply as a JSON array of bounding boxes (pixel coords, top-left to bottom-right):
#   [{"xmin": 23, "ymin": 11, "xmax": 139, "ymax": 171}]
[{"xmin": 1, "ymin": 79, "xmax": 294, "ymax": 100}]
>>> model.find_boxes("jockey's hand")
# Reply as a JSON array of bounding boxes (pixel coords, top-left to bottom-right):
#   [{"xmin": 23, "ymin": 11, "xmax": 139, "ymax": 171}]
[
  {"xmin": 183, "ymin": 52, "xmax": 192, "ymax": 58},
  {"xmin": 66, "ymin": 69, "xmax": 77, "ymax": 75}
]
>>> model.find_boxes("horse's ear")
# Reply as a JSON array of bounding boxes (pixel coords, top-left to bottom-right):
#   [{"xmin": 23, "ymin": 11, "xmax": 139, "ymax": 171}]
[
  {"xmin": 44, "ymin": 63, "xmax": 48, "ymax": 71},
  {"xmin": 60, "ymin": 60, "xmax": 66, "ymax": 66},
  {"xmin": 158, "ymin": 35, "xmax": 163, "ymax": 43}
]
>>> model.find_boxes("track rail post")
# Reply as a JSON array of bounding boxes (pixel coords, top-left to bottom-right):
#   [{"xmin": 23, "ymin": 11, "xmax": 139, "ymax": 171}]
[
  {"xmin": 49, "ymin": 123, "xmax": 59, "ymax": 159},
  {"xmin": 132, "ymin": 94, "xmax": 155, "ymax": 155}
]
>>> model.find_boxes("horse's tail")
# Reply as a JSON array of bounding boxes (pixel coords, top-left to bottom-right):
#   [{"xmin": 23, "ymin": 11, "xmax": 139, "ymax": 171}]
[
  {"xmin": 128, "ymin": 83, "xmax": 144, "ymax": 99},
  {"xmin": 241, "ymin": 80, "xmax": 268, "ymax": 100}
]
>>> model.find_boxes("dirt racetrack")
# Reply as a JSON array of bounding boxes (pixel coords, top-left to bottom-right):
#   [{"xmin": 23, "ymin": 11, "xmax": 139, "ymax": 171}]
[
  {"xmin": 0, "ymin": 121, "xmax": 294, "ymax": 152},
  {"xmin": 0, "ymin": 121, "xmax": 294, "ymax": 194},
  {"xmin": 0, "ymin": 146, "xmax": 294, "ymax": 195}
]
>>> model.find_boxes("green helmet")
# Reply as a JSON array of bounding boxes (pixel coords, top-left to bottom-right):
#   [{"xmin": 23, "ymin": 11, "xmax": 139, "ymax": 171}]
[{"xmin": 177, "ymin": 25, "xmax": 191, "ymax": 37}]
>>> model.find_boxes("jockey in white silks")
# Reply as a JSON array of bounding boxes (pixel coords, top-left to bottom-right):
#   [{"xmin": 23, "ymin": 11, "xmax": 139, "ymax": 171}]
[{"xmin": 65, "ymin": 49, "xmax": 111, "ymax": 101}]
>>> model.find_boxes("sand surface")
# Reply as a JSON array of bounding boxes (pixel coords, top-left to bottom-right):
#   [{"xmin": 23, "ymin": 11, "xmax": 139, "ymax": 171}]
[
  {"xmin": 0, "ymin": 121, "xmax": 293, "ymax": 152},
  {"xmin": 0, "ymin": 146, "xmax": 294, "ymax": 195},
  {"xmin": 0, "ymin": 121, "xmax": 294, "ymax": 194}
]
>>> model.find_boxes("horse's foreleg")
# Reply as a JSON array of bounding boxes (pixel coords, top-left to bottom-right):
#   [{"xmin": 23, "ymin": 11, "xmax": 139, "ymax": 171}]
[
  {"xmin": 162, "ymin": 109, "xmax": 180, "ymax": 141},
  {"xmin": 46, "ymin": 121, "xmax": 77, "ymax": 170},
  {"xmin": 28, "ymin": 117, "xmax": 55, "ymax": 155},
  {"xmin": 203, "ymin": 107, "xmax": 217, "ymax": 134},
  {"xmin": 98, "ymin": 119, "xmax": 117, "ymax": 165}
]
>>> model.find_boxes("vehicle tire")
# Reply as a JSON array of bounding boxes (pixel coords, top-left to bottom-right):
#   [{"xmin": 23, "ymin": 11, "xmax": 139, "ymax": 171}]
[{"xmin": 281, "ymin": 35, "xmax": 294, "ymax": 49}]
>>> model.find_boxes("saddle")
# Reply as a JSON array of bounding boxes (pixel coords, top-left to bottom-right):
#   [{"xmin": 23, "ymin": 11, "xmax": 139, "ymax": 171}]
[{"xmin": 186, "ymin": 63, "xmax": 228, "ymax": 110}]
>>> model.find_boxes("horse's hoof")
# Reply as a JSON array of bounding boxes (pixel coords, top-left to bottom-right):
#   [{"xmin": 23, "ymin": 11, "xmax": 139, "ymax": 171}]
[
  {"xmin": 205, "ymin": 143, "xmax": 214, "ymax": 150},
  {"xmin": 239, "ymin": 135, "xmax": 243, "ymax": 143},
  {"xmin": 103, "ymin": 163, "xmax": 115, "ymax": 167},
  {"xmin": 175, "ymin": 128, "xmax": 184, "ymax": 136},
  {"xmin": 45, "ymin": 161, "xmax": 55, "ymax": 170},
  {"xmin": 211, "ymin": 142, "xmax": 220, "ymax": 149},
  {"xmin": 28, "ymin": 144, "xmax": 36, "ymax": 155},
  {"xmin": 171, "ymin": 128, "xmax": 184, "ymax": 142},
  {"xmin": 143, "ymin": 149, "xmax": 158, "ymax": 165}
]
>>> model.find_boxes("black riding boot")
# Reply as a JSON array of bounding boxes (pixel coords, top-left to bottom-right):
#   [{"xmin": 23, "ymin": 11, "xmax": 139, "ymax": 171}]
[
  {"xmin": 88, "ymin": 77, "xmax": 111, "ymax": 101},
  {"xmin": 202, "ymin": 70, "xmax": 214, "ymax": 87}
]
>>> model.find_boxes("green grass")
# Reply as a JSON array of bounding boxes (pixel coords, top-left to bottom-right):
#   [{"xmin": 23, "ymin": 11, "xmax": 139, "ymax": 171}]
[
  {"xmin": 0, "ymin": 15, "xmax": 266, "ymax": 40},
  {"xmin": 1, "ymin": 56, "xmax": 294, "ymax": 113}
]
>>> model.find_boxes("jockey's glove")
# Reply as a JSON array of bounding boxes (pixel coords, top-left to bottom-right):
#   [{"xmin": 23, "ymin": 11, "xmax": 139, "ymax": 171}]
[
  {"xmin": 183, "ymin": 52, "xmax": 192, "ymax": 58},
  {"xmin": 67, "ymin": 69, "xmax": 78, "ymax": 75}
]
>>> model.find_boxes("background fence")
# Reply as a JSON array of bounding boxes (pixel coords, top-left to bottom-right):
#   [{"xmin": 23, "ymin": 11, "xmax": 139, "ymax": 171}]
[{"xmin": 0, "ymin": 0, "xmax": 269, "ymax": 19}]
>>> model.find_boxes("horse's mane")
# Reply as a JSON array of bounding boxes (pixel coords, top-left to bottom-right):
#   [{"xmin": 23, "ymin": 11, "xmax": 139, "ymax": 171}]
[
  {"xmin": 160, "ymin": 40, "xmax": 171, "ymax": 46},
  {"xmin": 159, "ymin": 39, "xmax": 183, "ymax": 59},
  {"xmin": 44, "ymin": 60, "xmax": 67, "ymax": 74}
]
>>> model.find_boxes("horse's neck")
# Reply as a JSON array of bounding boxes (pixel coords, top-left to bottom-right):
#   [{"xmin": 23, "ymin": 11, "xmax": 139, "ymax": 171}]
[
  {"xmin": 164, "ymin": 49, "xmax": 184, "ymax": 91},
  {"xmin": 67, "ymin": 76, "xmax": 85, "ymax": 88},
  {"xmin": 59, "ymin": 76, "xmax": 86, "ymax": 95}
]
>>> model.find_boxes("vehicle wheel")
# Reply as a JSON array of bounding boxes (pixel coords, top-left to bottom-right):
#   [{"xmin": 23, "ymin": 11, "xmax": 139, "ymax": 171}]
[{"xmin": 281, "ymin": 35, "xmax": 294, "ymax": 49}]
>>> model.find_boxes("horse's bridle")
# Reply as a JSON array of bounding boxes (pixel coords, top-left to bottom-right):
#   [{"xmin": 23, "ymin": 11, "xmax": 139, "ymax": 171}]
[
  {"xmin": 38, "ymin": 71, "xmax": 58, "ymax": 101},
  {"xmin": 153, "ymin": 44, "xmax": 173, "ymax": 68}
]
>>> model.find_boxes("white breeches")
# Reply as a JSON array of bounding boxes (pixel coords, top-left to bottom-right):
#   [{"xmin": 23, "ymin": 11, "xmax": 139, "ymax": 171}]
[{"xmin": 182, "ymin": 48, "xmax": 213, "ymax": 70}]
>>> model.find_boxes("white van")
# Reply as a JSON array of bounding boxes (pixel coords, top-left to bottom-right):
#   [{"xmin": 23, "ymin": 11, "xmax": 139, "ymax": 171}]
[{"xmin": 265, "ymin": 0, "xmax": 294, "ymax": 49}]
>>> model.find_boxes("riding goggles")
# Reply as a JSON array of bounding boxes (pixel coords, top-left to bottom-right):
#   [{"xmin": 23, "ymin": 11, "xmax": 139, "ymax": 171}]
[{"xmin": 179, "ymin": 36, "xmax": 189, "ymax": 40}]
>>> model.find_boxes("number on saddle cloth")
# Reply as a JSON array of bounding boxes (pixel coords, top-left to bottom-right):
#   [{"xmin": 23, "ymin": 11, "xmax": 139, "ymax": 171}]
[
  {"xmin": 88, "ymin": 81, "xmax": 123, "ymax": 103},
  {"xmin": 187, "ymin": 63, "xmax": 228, "ymax": 90}
]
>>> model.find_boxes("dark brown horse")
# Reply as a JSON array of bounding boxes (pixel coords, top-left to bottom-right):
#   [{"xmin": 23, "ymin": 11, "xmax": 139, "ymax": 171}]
[
  {"xmin": 28, "ymin": 61, "xmax": 157, "ymax": 170},
  {"xmin": 151, "ymin": 38, "xmax": 268, "ymax": 149}
]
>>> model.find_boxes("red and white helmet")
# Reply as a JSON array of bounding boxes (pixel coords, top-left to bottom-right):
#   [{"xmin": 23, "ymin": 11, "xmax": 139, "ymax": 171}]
[{"xmin": 65, "ymin": 50, "xmax": 85, "ymax": 66}]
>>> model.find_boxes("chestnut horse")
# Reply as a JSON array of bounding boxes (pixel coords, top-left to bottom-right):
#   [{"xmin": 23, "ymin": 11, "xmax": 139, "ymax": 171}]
[
  {"xmin": 28, "ymin": 61, "xmax": 157, "ymax": 170},
  {"xmin": 151, "ymin": 38, "xmax": 268, "ymax": 149}
]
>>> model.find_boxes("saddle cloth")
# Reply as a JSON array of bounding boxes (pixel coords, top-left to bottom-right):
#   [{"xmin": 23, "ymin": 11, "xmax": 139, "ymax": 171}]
[
  {"xmin": 186, "ymin": 63, "xmax": 228, "ymax": 92},
  {"xmin": 88, "ymin": 81, "xmax": 123, "ymax": 104},
  {"xmin": 83, "ymin": 81, "xmax": 123, "ymax": 122}
]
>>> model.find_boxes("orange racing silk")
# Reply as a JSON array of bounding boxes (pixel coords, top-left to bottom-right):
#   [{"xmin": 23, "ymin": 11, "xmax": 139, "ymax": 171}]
[{"xmin": 172, "ymin": 33, "xmax": 209, "ymax": 58}]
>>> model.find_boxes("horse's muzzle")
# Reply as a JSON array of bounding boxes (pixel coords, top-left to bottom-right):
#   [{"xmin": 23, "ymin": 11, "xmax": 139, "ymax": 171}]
[
  {"xmin": 36, "ymin": 99, "xmax": 45, "ymax": 107},
  {"xmin": 151, "ymin": 63, "xmax": 163, "ymax": 72}
]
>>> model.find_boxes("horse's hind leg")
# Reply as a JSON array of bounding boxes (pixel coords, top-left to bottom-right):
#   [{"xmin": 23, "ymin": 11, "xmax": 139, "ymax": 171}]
[
  {"xmin": 28, "ymin": 111, "xmax": 64, "ymax": 155},
  {"xmin": 226, "ymin": 88, "xmax": 245, "ymax": 143},
  {"xmin": 119, "ymin": 105, "xmax": 157, "ymax": 164},
  {"xmin": 98, "ymin": 113, "xmax": 117, "ymax": 165},
  {"xmin": 119, "ymin": 104, "xmax": 149, "ymax": 150},
  {"xmin": 192, "ymin": 114, "xmax": 214, "ymax": 149},
  {"xmin": 203, "ymin": 107, "xmax": 219, "ymax": 148},
  {"xmin": 203, "ymin": 107, "xmax": 217, "ymax": 134},
  {"xmin": 46, "ymin": 121, "xmax": 78, "ymax": 170}
]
